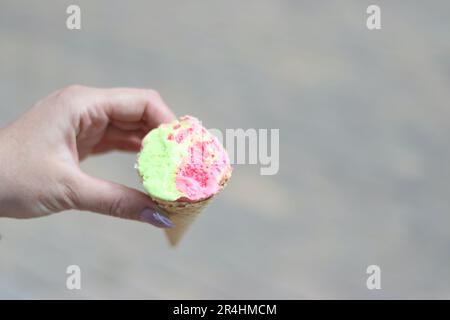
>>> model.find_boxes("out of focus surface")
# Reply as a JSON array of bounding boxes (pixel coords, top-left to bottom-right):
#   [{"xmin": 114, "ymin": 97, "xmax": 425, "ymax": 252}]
[{"xmin": 1, "ymin": 0, "xmax": 450, "ymax": 299}]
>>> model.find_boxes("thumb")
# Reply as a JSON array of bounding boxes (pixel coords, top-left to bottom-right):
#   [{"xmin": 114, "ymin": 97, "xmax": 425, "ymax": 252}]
[{"xmin": 72, "ymin": 172, "xmax": 173, "ymax": 228}]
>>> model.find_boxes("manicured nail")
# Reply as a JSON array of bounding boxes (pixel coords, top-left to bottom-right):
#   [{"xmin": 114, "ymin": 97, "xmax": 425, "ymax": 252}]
[{"xmin": 140, "ymin": 207, "xmax": 174, "ymax": 228}]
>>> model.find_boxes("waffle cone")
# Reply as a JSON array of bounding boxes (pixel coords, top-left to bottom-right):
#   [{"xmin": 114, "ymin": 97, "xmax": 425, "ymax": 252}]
[
  {"xmin": 151, "ymin": 178, "xmax": 229, "ymax": 247},
  {"xmin": 151, "ymin": 196, "xmax": 213, "ymax": 246}
]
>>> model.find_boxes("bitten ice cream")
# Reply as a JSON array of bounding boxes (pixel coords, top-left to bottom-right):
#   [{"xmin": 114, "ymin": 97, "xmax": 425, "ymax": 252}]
[{"xmin": 137, "ymin": 115, "xmax": 232, "ymax": 246}]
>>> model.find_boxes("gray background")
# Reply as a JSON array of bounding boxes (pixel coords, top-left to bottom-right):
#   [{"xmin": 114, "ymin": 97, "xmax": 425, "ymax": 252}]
[{"xmin": 1, "ymin": 0, "xmax": 450, "ymax": 299}]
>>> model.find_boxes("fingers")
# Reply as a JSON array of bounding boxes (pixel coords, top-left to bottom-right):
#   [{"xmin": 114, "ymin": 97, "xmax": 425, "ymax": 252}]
[
  {"xmin": 93, "ymin": 87, "xmax": 176, "ymax": 129},
  {"xmin": 91, "ymin": 125, "xmax": 145, "ymax": 154},
  {"xmin": 91, "ymin": 138, "xmax": 140, "ymax": 154},
  {"xmin": 55, "ymin": 85, "xmax": 176, "ymax": 227},
  {"xmin": 110, "ymin": 119, "xmax": 150, "ymax": 131},
  {"xmin": 72, "ymin": 172, "xmax": 174, "ymax": 228},
  {"xmin": 58, "ymin": 85, "xmax": 175, "ymax": 157}
]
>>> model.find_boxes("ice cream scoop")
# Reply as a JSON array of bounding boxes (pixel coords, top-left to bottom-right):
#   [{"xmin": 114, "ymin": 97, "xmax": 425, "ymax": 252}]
[{"xmin": 137, "ymin": 115, "xmax": 232, "ymax": 245}]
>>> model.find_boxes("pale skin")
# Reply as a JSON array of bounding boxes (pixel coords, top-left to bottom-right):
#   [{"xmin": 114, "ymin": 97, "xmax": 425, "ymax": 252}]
[{"xmin": 0, "ymin": 85, "xmax": 175, "ymax": 228}]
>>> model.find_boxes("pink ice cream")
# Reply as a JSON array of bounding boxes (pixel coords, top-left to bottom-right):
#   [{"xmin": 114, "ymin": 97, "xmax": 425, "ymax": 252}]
[{"xmin": 137, "ymin": 116, "xmax": 232, "ymax": 202}]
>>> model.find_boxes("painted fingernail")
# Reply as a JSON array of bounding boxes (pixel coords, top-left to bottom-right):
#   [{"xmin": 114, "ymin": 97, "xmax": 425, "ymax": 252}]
[{"xmin": 140, "ymin": 207, "xmax": 174, "ymax": 228}]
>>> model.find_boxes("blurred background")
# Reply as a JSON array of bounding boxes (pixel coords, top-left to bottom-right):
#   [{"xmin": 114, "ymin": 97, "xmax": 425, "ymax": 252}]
[{"xmin": 1, "ymin": 0, "xmax": 450, "ymax": 299}]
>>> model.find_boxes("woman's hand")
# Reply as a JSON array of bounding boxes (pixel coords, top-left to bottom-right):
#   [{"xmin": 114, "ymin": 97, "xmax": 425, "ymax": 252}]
[{"xmin": 0, "ymin": 85, "xmax": 174, "ymax": 228}]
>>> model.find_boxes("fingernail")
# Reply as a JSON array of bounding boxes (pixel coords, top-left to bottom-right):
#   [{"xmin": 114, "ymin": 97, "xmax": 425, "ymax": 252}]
[{"xmin": 140, "ymin": 207, "xmax": 174, "ymax": 228}]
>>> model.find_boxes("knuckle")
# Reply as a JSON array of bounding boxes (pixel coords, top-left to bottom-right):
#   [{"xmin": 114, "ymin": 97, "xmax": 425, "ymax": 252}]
[
  {"xmin": 108, "ymin": 195, "xmax": 127, "ymax": 219},
  {"xmin": 61, "ymin": 84, "xmax": 85, "ymax": 95},
  {"xmin": 145, "ymin": 89, "xmax": 161, "ymax": 99},
  {"xmin": 58, "ymin": 84, "xmax": 86, "ymax": 98},
  {"xmin": 56, "ymin": 174, "xmax": 81, "ymax": 211}
]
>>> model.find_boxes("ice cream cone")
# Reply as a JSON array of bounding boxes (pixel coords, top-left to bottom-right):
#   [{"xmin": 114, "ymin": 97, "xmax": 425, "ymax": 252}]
[
  {"xmin": 136, "ymin": 115, "xmax": 232, "ymax": 247},
  {"xmin": 152, "ymin": 178, "xmax": 228, "ymax": 246},
  {"xmin": 153, "ymin": 197, "xmax": 212, "ymax": 246}
]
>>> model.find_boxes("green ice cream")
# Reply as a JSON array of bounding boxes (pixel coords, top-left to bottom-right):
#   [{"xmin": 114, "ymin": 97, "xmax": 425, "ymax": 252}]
[
  {"xmin": 137, "ymin": 116, "xmax": 232, "ymax": 202},
  {"xmin": 137, "ymin": 122, "xmax": 187, "ymax": 201}
]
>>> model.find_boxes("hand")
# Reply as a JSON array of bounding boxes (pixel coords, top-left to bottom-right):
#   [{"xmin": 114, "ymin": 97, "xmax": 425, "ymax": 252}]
[{"xmin": 0, "ymin": 85, "xmax": 174, "ymax": 228}]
